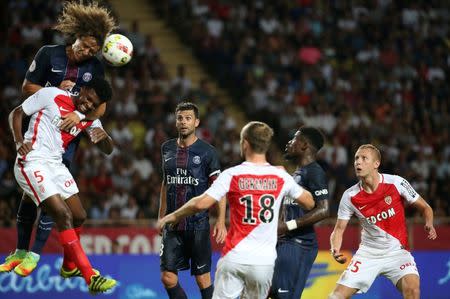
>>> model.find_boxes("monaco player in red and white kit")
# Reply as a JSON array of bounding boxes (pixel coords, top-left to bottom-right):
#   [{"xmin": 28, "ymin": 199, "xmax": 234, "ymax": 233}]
[
  {"xmin": 8, "ymin": 77, "xmax": 117, "ymax": 294},
  {"xmin": 329, "ymin": 144, "xmax": 437, "ymax": 299},
  {"xmin": 158, "ymin": 121, "xmax": 314, "ymax": 299}
]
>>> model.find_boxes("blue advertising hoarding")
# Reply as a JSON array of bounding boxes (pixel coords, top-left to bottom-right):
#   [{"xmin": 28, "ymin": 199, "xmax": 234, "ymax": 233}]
[{"xmin": 1, "ymin": 251, "xmax": 449, "ymax": 299}]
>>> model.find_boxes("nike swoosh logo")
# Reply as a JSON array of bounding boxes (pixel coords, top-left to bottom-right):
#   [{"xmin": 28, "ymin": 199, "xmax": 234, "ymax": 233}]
[
  {"xmin": 59, "ymin": 107, "xmax": 70, "ymax": 112},
  {"xmin": 358, "ymin": 205, "xmax": 367, "ymax": 210},
  {"xmin": 164, "ymin": 157, "xmax": 173, "ymax": 162},
  {"xmin": 196, "ymin": 264, "xmax": 206, "ymax": 269},
  {"xmin": 278, "ymin": 288, "xmax": 289, "ymax": 293},
  {"xmin": 51, "ymin": 68, "xmax": 63, "ymax": 73}
]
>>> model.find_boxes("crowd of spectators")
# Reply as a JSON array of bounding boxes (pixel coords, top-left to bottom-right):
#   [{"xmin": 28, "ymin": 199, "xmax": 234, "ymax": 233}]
[
  {"xmin": 0, "ymin": 0, "xmax": 449, "ymax": 228},
  {"xmin": 0, "ymin": 0, "xmax": 242, "ymax": 227},
  {"xmin": 156, "ymin": 0, "xmax": 450, "ymax": 219}
]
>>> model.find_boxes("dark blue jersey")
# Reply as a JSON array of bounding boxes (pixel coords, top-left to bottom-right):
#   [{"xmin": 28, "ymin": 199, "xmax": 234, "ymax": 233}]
[
  {"xmin": 161, "ymin": 138, "xmax": 221, "ymax": 231},
  {"xmin": 25, "ymin": 45, "xmax": 104, "ymax": 167},
  {"xmin": 280, "ymin": 161, "xmax": 329, "ymax": 246}
]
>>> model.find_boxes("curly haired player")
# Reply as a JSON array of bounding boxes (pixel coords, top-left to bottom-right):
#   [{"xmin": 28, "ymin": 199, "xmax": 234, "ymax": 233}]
[{"xmin": 0, "ymin": 1, "xmax": 116, "ymax": 278}]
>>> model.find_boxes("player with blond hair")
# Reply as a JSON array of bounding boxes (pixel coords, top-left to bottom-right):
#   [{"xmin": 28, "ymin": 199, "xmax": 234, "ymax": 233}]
[
  {"xmin": 159, "ymin": 121, "xmax": 315, "ymax": 299},
  {"xmin": 329, "ymin": 144, "xmax": 437, "ymax": 299}
]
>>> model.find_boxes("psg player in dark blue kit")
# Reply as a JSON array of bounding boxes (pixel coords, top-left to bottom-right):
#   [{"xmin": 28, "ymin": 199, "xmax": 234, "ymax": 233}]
[
  {"xmin": 159, "ymin": 102, "xmax": 227, "ymax": 299},
  {"xmin": 0, "ymin": 1, "xmax": 116, "ymax": 277},
  {"xmin": 269, "ymin": 126, "xmax": 331, "ymax": 299}
]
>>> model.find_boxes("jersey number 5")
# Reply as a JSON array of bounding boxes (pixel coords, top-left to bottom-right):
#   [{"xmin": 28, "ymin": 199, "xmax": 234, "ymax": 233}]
[{"xmin": 239, "ymin": 194, "xmax": 275, "ymax": 224}]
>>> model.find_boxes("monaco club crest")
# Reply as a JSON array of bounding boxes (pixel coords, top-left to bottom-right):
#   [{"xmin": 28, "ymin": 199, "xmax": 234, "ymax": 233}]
[{"xmin": 384, "ymin": 196, "xmax": 392, "ymax": 205}]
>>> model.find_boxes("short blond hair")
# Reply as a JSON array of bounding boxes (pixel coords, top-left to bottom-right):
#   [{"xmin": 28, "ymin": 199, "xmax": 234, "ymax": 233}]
[
  {"xmin": 241, "ymin": 121, "xmax": 274, "ymax": 154},
  {"xmin": 357, "ymin": 144, "xmax": 381, "ymax": 162}
]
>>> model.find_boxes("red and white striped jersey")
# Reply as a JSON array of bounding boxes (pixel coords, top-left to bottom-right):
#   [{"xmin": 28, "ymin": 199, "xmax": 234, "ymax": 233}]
[
  {"xmin": 206, "ymin": 161, "xmax": 304, "ymax": 265},
  {"xmin": 21, "ymin": 87, "xmax": 102, "ymax": 162},
  {"xmin": 338, "ymin": 173, "xmax": 420, "ymax": 254}
]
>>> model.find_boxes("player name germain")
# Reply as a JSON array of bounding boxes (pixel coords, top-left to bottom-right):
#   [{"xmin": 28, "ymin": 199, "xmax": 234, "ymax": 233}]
[{"xmin": 238, "ymin": 178, "xmax": 277, "ymax": 190}]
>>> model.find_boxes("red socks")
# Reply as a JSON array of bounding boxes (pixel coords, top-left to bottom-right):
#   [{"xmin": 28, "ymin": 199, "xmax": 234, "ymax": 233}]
[
  {"xmin": 62, "ymin": 227, "xmax": 82, "ymax": 271},
  {"xmin": 59, "ymin": 228, "xmax": 95, "ymax": 284}
]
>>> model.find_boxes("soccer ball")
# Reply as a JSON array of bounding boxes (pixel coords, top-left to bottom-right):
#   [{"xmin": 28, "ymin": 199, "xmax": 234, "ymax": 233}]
[{"xmin": 102, "ymin": 34, "xmax": 133, "ymax": 66}]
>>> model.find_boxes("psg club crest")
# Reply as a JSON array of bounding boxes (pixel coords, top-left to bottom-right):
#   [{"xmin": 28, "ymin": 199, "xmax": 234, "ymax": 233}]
[
  {"xmin": 384, "ymin": 196, "xmax": 392, "ymax": 205},
  {"xmin": 193, "ymin": 156, "xmax": 201, "ymax": 164},
  {"xmin": 82, "ymin": 72, "xmax": 92, "ymax": 82}
]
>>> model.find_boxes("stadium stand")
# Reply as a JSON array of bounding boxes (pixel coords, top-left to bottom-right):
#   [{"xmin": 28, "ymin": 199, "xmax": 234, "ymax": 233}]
[{"xmin": 0, "ymin": 0, "xmax": 449, "ymax": 227}]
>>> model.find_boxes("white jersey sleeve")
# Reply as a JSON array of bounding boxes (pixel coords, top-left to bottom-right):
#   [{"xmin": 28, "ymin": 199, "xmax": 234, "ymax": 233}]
[
  {"xmin": 205, "ymin": 169, "xmax": 232, "ymax": 201},
  {"xmin": 393, "ymin": 175, "xmax": 420, "ymax": 204},
  {"xmin": 21, "ymin": 88, "xmax": 53, "ymax": 116},
  {"xmin": 284, "ymin": 174, "xmax": 304, "ymax": 199},
  {"xmin": 86, "ymin": 119, "xmax": 104, "ymax": 131},
  {"xmin": 337, "ymin": 188, "xmax": 355, "ymax": 220}
]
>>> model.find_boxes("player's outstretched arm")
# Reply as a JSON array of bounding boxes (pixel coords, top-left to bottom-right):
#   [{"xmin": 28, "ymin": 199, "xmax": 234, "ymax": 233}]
[
  {"xmin": 157, "ymin": 193, "xmax": 217, "ymax": 230},
  {"xmin": 330, "ymin": 219, "xmax": 349, "ymax": 264},
  {"xmin": 412, "ymin": 197, "xmax": 437, "ymax": 240},
  {"xmin": 281, "ymin": 199, "xmax": 330, "ymax": 235},
  {"xmin": 213, "ymin": 197, "xmax": 227, "ymax": 244}
]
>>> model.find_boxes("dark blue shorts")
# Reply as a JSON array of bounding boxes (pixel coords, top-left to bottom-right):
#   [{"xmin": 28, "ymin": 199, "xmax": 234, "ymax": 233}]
[
  {"xmin": 270, "ymin": 240, "xmax": 318, "ymax": 299},
  {"xmin": 160, "ymin": 229, "xmax": 211, "ymax": 276}
]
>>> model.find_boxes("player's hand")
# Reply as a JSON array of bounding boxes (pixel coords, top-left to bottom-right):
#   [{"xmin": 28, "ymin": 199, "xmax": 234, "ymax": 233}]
[
  {"xmin": 331, "ymin": 248, "xmax": 347, "ymax": 264},
  {"xmin": 157, "ymin": 213, "xmax": 177, "ymax": 231},
  {"xmin": 89, "ymin": 128, "xmax": 110, "ymax": 144},
  {"xmin": 16, "ymin": 142, "xmax": 33, "ymax": 156},
  {"xmin": 425, "ymin": 223, "xmax": 437, "ymax": 240},
  {"xmin": 60, "ymin": 112, "xmax": 81, "ymax": 131},
  {"xmin": 213, "ymin": 221, "xmax": 227, "ymax": 244},
  {"xmin": 59, "ymin": 80, "xmax": 76, "ymax": 91}
]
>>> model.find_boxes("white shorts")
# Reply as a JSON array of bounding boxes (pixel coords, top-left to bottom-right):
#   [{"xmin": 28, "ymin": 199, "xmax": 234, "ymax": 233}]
[
  {"xmin": 14, "ymin": 158, "xmax": 78, "ymax": 206},
  {"xmin": 213, "ymin": 257, "xmax": 273, "ymax": 299},
  {"xmin": 337, "ymin": 248, "xmax": 419, "ymax": 293}
]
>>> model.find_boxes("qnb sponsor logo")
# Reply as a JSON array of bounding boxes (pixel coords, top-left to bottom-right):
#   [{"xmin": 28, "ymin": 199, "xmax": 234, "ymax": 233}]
[
  {"xmin": 314, "ymin": 189, "xmax": 328, "ymax": 196},
  {"xmin": 366, "ymin": 208, "xmax": 396, "ymax": 224}
]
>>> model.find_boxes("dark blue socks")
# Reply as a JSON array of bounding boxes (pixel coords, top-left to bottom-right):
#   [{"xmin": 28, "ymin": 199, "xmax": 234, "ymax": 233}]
[
  {"xmin": 16, "ymin": 199, "xmax": 37, "ymax": 250},
  {"xmin": 31, "ymin": 212, "xmax": 54, "ymax": 254},
  {"xmin": 166, "ymin": 282, "xmax": 187, "ymax": 299},
  {"xmin": 200, "ymin": 285, "xmax": 214, "ymax": 299}
]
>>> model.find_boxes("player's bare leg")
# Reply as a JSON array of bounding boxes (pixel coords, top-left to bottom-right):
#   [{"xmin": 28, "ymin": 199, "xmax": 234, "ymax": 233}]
[
  {"xmin": 328, "ymin": 284, "xmax": 358, "ymax": 299},
  {"xmin": 195, "ymin": 272, "xmax": 211, "ymax": 289},
  {"xmin": 65, "ymin": 195, "xmax": 87, "ymax": 228},
  {"xmin": 396, "ymin": 274, "xmax": 420, "ymax": 299},
  {"xmin": 162, "ymin": 271, "xmax": 187, "ymax": 299}
]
